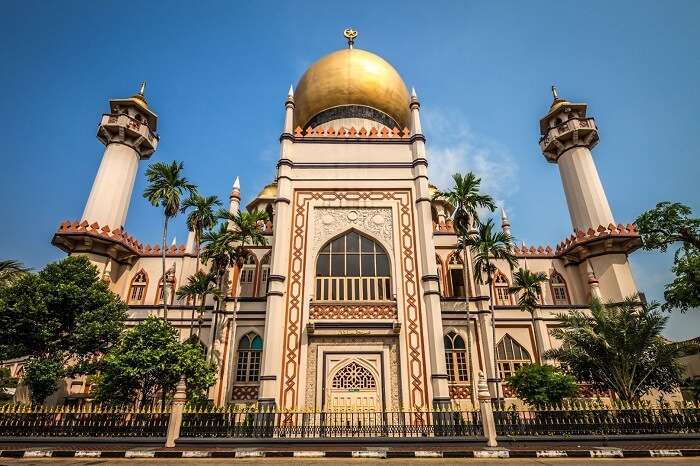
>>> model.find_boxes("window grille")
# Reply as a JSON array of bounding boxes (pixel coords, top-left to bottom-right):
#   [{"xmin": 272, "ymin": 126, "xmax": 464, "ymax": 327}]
[
  {"xmin": 235, "ymin": 333, "xmax": 263, "ymax": 382},
  {"xmin": 331, "ymin": 362, "xmax": 377, "ymax": 389},
  {"xmin": 315, "ymin": 231, "xmax": 391, "ymax": 301},
  {"xmin": 496, "ymin": 334, "xmax": 532, "ymax": 379}
]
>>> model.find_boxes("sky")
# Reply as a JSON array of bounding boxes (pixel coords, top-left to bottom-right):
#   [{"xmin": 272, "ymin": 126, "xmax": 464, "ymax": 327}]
[{"xmin": 0, "ymin": 1, "xmax": 698, "ymax": 339}]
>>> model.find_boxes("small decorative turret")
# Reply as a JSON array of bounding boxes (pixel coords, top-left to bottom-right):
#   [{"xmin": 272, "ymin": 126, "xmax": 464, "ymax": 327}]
[{"xmin": 500, "ymin": 207, "xmax": 511, "ymax": 237}]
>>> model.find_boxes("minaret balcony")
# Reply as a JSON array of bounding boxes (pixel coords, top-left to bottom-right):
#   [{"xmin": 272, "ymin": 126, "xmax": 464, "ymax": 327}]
[
  {"xmin": 539, "ymin": 117, "xmax": 598, "ymax": 162},
  {"xmin": 97, "ymin": 113, "xmax": 159, "ymax": 158}
]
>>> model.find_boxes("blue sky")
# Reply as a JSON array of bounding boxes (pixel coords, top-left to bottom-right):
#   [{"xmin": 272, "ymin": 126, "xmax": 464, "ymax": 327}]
[{"xmin": 1, "ymin": 1, "xmax": 698, "ymax": 339}]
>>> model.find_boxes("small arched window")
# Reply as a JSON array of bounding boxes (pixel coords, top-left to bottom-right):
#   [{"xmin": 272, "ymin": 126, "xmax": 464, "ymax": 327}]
[
  {"xmin": 448, "ymin": 253, "xmax": 466, "ymax": 298},
  {"xmin": 444, "ymin": 331, "xmax": 469, "ymax": 383},
  {"xmin": 258, "ymin": 253, "xmax": 270, "ymax": 297},
  {"xmin": 238, "ymin": 254, "xmax": 257, "ymax": 297},
  {"xmin": 315, "ymin": 231, "xmax": 391, "ymax": 301},
  {"xmin": 497, "ymin": 334, "xmax": 532, "ymax": 379},
  {"xmin": 493, "ymin": 270, "xmax": 511, "ymax": 305},
  {"xmin": 235, "ymin": 333, "xmax": 263, "ymax": 382},
  {"xmin": 155, "ymin": 275, "xmax": 175, "ymax": 305},
  {"xmin": 550, "ymin": 271, "xmax": 570, "ymax": 305},
  {"xmin": 128, "ymin": 270, "xmax": 148, "ymax": 304}
]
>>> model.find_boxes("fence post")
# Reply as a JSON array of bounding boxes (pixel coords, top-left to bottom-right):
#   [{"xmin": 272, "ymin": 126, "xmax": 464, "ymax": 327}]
[
  {"xmin": 165, "ymin": 376, "xmax": 187, "ymax": 448},
  {"xmin": 478, "ymin": 371, "xmax": 498, "ymax": 447}
]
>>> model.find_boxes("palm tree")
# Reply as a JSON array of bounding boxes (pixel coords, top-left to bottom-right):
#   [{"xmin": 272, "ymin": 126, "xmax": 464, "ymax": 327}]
[
  {"xmin": 182, "ymin": 194, "xmax": 221, "ymax": 272},
  {"xmin": 433, "ymin": 172, "xmax": 496, "ymax": 406},
  {"xmin": 434, "ymin": 173, "xmax": 496, "ymax": 233},
  {"xmin": 201, "ymin": 210, "xmax": 268, "ymax": 371},
  {"xmin": 509, "ymin": 268, "xmax": 548, "ymax": 363},
  {"xmin": 176, "ymin": 270, "xmax": 222, "ymax": 336},
  {"xmin": 545, "ymin": 297, "xmax": 694, "ymax": 402},
  {"xmin": 462, "ymin": 219, "xmax": 517, "ymax": 401},
  {"xmin": 0, "ymin": 260, "xmax": 28, "ymax": 287},
  {"xmin": 143, "ymin": 161, "xmax": 197, "ymax": 319}
]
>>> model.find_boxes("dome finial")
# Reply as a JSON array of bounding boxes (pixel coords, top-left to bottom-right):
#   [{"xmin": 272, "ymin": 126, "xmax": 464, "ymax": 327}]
[
  {"xmin": 551, "ymin": 84, "xmax": 558, "ymax": 100},
  {"xmin": 343, "ymin": 28, "xmax": 358, "ymax": 49},
  {"xmin": 138, "ymin": 81, "xmax": 146, "ymax": 96}
]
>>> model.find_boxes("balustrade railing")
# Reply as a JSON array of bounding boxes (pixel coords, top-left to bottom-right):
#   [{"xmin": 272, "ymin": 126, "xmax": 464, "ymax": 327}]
[
  {"xmin": 0, "ymin": 404, "xmax": 169, "ymax": 437},
  {"xmin": 495, "ymin": 404, "xmax": 700, "ymax": 437},
  {"xmin": 315, "ymin": 276, "xmax": 391, "ymax": 301},
  {"xmin": 180, "ymin": 408, "xmax": 482, "ymax": 438}
]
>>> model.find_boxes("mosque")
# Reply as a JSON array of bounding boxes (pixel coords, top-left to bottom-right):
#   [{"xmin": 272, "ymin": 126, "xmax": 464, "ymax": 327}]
[{"xmin": 52, "ymin": 30, "xmax": 641, "ymax": 410}]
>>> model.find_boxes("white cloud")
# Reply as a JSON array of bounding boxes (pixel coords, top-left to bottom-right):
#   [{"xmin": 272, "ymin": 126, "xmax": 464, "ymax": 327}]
[{"xmin": 423, "ymin": 108, "xmax": 518, "ymax": 209}]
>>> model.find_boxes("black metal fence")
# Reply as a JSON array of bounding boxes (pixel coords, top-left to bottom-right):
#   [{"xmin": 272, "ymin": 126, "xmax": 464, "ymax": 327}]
[
  {"xmin": 495, "ymin": 405, "xmax": 700, "ymax": 436},
  {"xmin": 181, "ymin": 409, "xmax": 483, "ymax": 438},
  {"xmin": 0, "ymin": 405, "xmax": 169, "ymax": 437}
]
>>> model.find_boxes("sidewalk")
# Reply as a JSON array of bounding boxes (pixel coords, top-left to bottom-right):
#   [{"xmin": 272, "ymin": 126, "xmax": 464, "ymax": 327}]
[{"xmin": 1, "ymin": 437, "xmax": 699, "ymax": 459}]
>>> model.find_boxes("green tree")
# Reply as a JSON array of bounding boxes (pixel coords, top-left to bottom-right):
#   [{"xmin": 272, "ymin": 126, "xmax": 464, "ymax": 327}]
[
  {"xmin": 545, "ymin": 297, "xmax": 693, "ymax": 401},
  {"xmin": 0, "ymin": 367, "xmax": 18, "ymax": 404},
  {"xmin": 635, "ymin": 202, "xmax": 700, "ymax": 312},
  {"xmin": 0, "ymin": 259, "xmax": 29, "ymax": 288},
  {"xmin": 143, "ymin": 161, "xmax": 197, "ymax": 319},
  {"xmin": 433, "ymin": 172, "xmax": 496, "ymax": 404},
  {"xmin": 507, "ymin": 364, "xmax": 578, "ymax": 407},
  {"xmin": 461, "ymin": 219, "xmax": 517, "ymax": 399},
  {"xmin": 0, "ymin": 256, "xmax": 127, "ymax": 402},
  {"xmin": 176, "ymin": 271, "xmax": 222, "ymax": 336},
  {"xmin": 182, "ymin": 193, "xmax": 221, "ymax": 273},
  {"xmin": 23, "ymin": 356, "xmax": 64, "ymax": 404},
  {"xmin": 509, "ymin": 268, "xmax": 548, "ymax": 363},
  {"xmin": 93, "ymin": 316, "xmax": 216, "ymax": 408}
]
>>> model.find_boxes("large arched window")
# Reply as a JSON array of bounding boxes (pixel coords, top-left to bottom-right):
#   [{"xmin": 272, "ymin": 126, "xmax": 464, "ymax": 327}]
[
  {"xmin": 448, "ymin": 253, "xmax": 466, "ymax": 298},
  {"xmin": 238, "ymin": 254, "xmax": 257, "ymax": 297},
  {"xmin": 550, "ymin": 271, "xmax": 570, "ymax": 305},
  {"xmin": 128, "ymin": 270, "xmax": 148, "ymax": 304},
  {"xmin": 235, "ymin": 333, "xmax": 263, "ymax": 382},
  {"xmin": 496, "ymin": 334, "xmax": 532, "ymax": 379},
  {"xmin": 444, "ymin": 331, "xmax": 469, "ymax": 383},
  {"xmin": 315, "ymin": 231, "xmax": 391, "ymax": 301},
  {"xmin": 258, "ymin": 253, "xmax": 270, "ymax": 297},
  {"xmin": 493, "ymin": 270, "xmax": 511, "ymax": 305}
]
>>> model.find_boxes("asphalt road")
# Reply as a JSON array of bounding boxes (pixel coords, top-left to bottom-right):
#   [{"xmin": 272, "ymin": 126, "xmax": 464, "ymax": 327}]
[{"xmin": 6, "ymin": 459, "xmax": 700, "ymax": 466}]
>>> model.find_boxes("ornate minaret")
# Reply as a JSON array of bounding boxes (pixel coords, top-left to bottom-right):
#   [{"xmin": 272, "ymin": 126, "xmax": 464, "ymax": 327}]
[
  {"xmin": 540, "ymin": 87, "xmax": 640, "ymax": 301},
  {"xmin": 82, "ymin": 82, "xmax": 159, "ymax": 229},
  {"xmin": 539, "ymin": 86, "xmax": 612, "ymax": 233}
]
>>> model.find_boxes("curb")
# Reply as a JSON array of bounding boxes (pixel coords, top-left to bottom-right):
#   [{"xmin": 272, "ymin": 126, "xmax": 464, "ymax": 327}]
[{"xmin": 1, "ymin": 448, "xmax": 699, "ymax": 458}]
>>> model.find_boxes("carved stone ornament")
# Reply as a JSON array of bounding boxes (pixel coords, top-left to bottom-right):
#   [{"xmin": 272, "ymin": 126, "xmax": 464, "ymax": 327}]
[{"xmin": 313, "ymin": 207, "xmax": 393, "ymax": 252}]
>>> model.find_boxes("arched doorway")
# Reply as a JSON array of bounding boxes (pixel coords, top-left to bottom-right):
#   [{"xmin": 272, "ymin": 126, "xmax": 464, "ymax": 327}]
[{"xmin": 326, "ymin": 360, "xmax": 381, "ymax": 411}]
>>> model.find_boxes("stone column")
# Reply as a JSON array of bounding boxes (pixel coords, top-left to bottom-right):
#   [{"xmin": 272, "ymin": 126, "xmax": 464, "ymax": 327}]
[
  {"xmin": 258, "ymin": 87, "xmax": 295, "ymax": 408},
  {"xmin": 165, "ymin": 376, "xmax": 186, "ymax": 448},
  {"xmin": 477, "ymin": 371, "xmax": 498, "ymax": 447},
  {"xmin": 409, "ymin": 90, "xmax": 450, "ymax": 407},
  {"xmin": 532, "ymin": 309, "xmax": 550, "ymax": 364}
]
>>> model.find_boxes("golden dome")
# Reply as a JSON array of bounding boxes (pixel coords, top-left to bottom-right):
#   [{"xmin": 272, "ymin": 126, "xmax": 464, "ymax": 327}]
[{"xmin": 293, "ymin": 48, "xmax": 410, "ymax": 129}]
